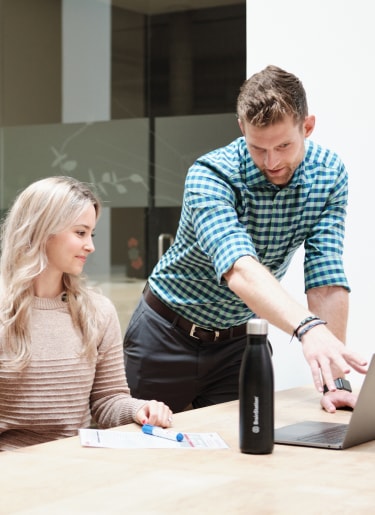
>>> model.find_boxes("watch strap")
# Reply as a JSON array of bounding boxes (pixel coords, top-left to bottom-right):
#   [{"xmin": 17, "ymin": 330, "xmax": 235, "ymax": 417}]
[{"xmin": 323, "ymin": 378, "xmax": 352, "ymax": 394}]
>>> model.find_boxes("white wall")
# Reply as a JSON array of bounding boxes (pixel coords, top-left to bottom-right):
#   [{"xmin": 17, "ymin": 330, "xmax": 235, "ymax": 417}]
[{"xmin": 246, "ymin": 0, "xmax": 374, "ymax": 389}]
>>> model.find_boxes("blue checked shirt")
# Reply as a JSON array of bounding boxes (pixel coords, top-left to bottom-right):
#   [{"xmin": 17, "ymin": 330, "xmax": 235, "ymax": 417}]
[{"xmin": 149, "ymin": 137, "xmax": 349, "ymax": 329}]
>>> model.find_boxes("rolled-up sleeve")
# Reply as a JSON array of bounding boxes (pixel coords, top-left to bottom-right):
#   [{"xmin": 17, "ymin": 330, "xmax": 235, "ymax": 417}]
[{"xmin": 303, "ymin": 163, "xmax": 350, "ymax": 292}]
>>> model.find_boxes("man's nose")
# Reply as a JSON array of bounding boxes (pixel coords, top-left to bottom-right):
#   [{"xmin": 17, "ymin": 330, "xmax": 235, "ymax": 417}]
[{"xmin": 264, "ymin": 150, "xmax": 279, "ymax": 169}]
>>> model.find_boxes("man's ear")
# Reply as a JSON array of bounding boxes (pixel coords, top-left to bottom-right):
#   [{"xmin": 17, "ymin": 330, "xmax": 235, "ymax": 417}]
[
  {"xmin": 303, "ymin": 115, "xmax": 315, "ymax": 138},
  {"xmin": 238, "ymin": 118, "xmax": 245, "ymax": 136}
]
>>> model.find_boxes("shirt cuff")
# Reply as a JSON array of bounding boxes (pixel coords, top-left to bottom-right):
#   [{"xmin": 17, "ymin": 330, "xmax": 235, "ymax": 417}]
[{"xmin": 304, "ymin": 254, "xmax": 350, "ymax": 292}]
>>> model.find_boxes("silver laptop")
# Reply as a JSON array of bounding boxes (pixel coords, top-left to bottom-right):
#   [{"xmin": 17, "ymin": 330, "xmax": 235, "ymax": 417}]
[{"xmin": 274, "ymin": 354, "xmax": 375, "ymax": 450}]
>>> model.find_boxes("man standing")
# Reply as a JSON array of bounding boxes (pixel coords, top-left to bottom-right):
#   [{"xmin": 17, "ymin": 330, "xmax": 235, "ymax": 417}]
[{"xmin": 124, "ymin": 65, "xmax": 366, "ymax": 414}]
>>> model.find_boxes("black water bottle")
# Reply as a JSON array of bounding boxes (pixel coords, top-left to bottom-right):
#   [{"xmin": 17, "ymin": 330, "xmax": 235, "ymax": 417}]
[{"xmin": 239, "ymin": 318, "xmax": 274, "ymax": 454}]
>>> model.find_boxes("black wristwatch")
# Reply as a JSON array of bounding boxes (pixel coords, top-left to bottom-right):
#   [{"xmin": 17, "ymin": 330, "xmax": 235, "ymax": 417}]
[{"xmin": 323, "ymin": 378, "xmax": 352, "ymax": 394}]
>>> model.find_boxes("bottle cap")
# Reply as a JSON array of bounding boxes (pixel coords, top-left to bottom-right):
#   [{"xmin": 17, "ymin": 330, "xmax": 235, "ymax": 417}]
[{"xmin": 247, "ymin": 318, "xmax": 268, "ymax": 335}]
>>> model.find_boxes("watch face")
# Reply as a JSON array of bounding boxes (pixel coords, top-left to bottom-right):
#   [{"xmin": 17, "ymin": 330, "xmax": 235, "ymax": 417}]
[{"xmin": 336, "ymin": 378, "xmax": 352, "ymax": 392}]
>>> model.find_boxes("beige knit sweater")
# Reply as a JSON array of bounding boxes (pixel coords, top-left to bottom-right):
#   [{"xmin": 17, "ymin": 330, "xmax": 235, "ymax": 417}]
[{"xmin": 0, "ymin": 291, "xmax": 146, "ymax": 451}]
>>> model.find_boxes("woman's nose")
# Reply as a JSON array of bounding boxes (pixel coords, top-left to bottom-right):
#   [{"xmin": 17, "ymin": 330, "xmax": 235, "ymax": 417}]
[{"xmin": 84, "ymin": 238, "xmax": 95, "ymax": 253}]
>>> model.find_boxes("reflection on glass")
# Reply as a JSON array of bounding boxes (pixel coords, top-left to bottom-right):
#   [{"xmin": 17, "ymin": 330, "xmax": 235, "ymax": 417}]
[
  {"xmin": 2, "ymin": 120, "xmax": 149, "ymax": 208},
  {"xmin": 0, "ymin": 0, "xmax": 246, "ymax": 277}
]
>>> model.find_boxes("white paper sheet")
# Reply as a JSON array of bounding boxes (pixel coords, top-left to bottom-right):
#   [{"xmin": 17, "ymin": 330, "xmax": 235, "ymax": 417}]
[{"xmin": 79, "ymin": 428, "xmax": 229, "ymax": 449}]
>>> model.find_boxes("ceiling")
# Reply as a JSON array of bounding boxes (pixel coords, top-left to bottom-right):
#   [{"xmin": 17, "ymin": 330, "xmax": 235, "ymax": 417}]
[{"xmin": 111, "ymin": 0, "xmax": 244, "ymax": 15}]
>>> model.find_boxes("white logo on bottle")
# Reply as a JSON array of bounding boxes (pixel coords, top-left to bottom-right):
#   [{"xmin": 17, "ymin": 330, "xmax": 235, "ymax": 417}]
[{"xmin": 252, "ymin": 395, "xmax": 259, "ymax": 433}]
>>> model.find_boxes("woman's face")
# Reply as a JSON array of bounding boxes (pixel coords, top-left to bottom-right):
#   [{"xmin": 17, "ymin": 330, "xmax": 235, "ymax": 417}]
[{"xmin": 45, "ymin": 204, "xmax": 96, "ymax": 277}]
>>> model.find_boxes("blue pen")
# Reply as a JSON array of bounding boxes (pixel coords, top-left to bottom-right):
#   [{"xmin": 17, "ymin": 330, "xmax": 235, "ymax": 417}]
[{"xmin": 142, "ymin": 424, "xmax": 184, "ymax": 442}]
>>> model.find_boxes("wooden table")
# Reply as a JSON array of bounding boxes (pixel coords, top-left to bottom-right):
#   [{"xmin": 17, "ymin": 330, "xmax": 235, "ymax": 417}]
[{"xmin": 2, "ymin": 386, "xmax": 375, "ymax": 514}]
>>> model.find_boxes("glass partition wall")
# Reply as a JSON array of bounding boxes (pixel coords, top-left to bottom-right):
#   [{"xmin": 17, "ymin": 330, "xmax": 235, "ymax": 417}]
[{"xmin": 0, "ymin": 0, "xmax": 246, "ymax": 279}]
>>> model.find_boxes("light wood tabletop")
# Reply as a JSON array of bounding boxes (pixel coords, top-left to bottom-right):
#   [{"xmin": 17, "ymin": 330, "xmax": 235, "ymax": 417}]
[{"xmin": 2, "ymin": 386, "xmax": 375, "ymax": 514}]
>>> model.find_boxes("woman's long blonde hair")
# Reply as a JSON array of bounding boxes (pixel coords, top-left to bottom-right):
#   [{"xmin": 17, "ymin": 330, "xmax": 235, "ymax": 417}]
[{"xmin": 0, "ymin": 176, "xmax": 102, "ymax": 368}]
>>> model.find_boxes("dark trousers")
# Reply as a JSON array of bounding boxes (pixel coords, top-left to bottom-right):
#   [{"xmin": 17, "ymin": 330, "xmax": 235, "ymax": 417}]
[{"xmin": 123, "ymin": 295, "xmax": 248, "ymax": 413}]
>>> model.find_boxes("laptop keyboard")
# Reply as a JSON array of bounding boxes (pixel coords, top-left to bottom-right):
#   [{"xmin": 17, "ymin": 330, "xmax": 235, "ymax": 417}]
[{"xmin": 298, "ymin": 424, "xmax": 347, "ymax": 444}]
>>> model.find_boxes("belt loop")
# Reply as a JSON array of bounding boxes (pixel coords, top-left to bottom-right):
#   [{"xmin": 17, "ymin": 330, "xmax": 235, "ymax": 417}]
[{"xmin": 171, "ymin": 314, "xmax": 180, "ymax": 329}]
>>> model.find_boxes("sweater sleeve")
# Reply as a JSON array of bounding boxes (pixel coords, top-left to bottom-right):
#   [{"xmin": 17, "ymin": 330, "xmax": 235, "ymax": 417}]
[{"xmin": 89, "ymin": 294, "xmax": 147, "ymax": 428}]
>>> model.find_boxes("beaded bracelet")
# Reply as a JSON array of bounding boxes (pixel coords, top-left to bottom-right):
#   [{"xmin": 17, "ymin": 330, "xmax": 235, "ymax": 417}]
[
  {"xmin": 296, "ymin": 319, "xmax": 327, "ymax": 342},
  {"xmin": 290, "ymin": 316, "xmax": 320, "ymax": 343},
  {"xmin": 293, "ymin": 316, "xmax": 320, "ymax": 337}
]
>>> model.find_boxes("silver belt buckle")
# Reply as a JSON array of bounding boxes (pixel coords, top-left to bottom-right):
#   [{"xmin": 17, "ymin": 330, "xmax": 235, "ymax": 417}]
[
  {"xmin": 189, "ymin": 324, "xmax": 220, "ymax": 341},
  {"xmin": 189, "ymin": 324, "xmax": 200, "ymax": 339},
  {"xmin": 212, "ymin": 330, "xmax": 220, "ymax": 341}
]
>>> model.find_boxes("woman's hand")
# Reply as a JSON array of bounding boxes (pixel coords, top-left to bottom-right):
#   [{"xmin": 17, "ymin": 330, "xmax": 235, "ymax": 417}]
[{"xmin": 135, "ymin": 400, "xmax": 173, "ymax": 428}]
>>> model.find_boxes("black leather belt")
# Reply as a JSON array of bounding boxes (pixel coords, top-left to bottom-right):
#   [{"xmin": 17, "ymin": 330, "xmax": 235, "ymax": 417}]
[{"xmin": 143, "ymin": 284, "xmax": 247, "ymax": 343}]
